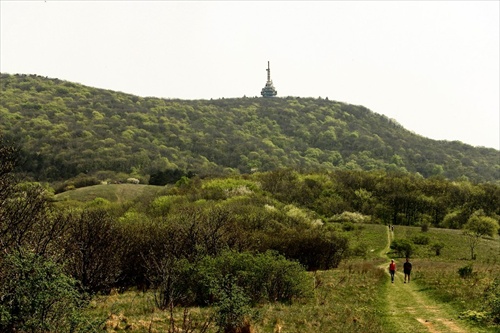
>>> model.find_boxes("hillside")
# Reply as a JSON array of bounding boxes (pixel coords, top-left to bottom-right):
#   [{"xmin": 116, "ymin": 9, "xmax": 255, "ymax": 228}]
[
  {"xmin": 1, "ymin": 73, "xmax": 498, "ymax": 183},
  {"xmin": 54, "ymin": 183, "xmax": 163, "ymax": 203}
]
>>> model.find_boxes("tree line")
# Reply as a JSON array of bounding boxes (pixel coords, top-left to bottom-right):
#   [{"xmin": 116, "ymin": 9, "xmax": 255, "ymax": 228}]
[
  {"xmin": 1, "ymin": 136, "xmax": 499, "ymax": 331},
  {"xmin": 0, "ymin": 142, "xmax": 343, "ymax": 332}
]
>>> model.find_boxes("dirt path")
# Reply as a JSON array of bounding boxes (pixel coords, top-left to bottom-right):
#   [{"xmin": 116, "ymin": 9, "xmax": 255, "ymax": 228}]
[{"xmin": 380, "ymin": 228, "xmax": 473, "ymax": 333}]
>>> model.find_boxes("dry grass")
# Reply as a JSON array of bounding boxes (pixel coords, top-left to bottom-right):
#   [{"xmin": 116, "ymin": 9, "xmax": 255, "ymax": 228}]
[
  {"xmin": 85, "ymin": 261, "xmax": 388, "ymax": 333},
  {"xmin": 83, "ymin": 224, "xmax": 499, "ymax": 332},
  {"xmin": 412, "ymin": 260, "xmax": 500, "ymax": 311}
]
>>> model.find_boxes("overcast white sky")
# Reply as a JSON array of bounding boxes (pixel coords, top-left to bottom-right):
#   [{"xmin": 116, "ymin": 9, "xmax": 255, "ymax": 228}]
[{"xmin": 1, "ymin": 1, "xmax": 499, "ymax": 150}]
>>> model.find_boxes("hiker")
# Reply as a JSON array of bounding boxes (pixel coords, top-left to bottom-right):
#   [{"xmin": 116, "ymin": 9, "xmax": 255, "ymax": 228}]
[
  {"xmin": 389, "ymin": 259, "xmax": 396, "ymax": 283},
  {"xmin": 403, "ymin": 257, "xmax": 412, "ymax": 283}
]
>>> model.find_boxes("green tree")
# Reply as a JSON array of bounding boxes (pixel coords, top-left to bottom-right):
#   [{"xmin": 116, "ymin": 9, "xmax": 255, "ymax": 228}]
[
  {"xmin": 463, "ymin": 210, "xmax": 499, "ymax": 260},
  {"xmin": 390, "ymin": 239, "xmax": 414, "ymax": 258},
  {"xmin": 0, "ymin": 250, "xmax": 84, "ymax": 333}
]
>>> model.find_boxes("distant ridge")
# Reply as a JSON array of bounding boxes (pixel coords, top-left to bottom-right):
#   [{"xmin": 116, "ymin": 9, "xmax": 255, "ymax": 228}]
[{"xmin": 0, "ymin": 73, "xmax": 498, "ymax": 183}]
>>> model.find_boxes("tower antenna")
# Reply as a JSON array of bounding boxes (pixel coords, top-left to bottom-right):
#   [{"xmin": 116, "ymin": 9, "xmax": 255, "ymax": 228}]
[{"xmin": 261, "ymin": 61, "xmax": 277, "ymax": 97}]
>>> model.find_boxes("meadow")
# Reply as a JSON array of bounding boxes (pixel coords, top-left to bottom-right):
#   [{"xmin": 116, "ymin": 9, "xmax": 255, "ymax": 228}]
[
  {"xmin": 54, "ymin": 184, "xmax": 163, "ymax": 204},
  {"xmin": 84, "ymin": 223, "xmax": 499, "ymax": 333}
]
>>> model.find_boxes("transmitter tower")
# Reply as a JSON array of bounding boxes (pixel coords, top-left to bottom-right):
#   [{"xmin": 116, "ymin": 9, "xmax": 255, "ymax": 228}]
[{"xmin": 261, "ymin": 61, "xmax": 277, "ymax": 97}]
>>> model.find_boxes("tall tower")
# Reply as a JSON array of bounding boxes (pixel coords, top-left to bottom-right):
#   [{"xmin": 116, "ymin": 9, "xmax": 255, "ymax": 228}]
[{"xmin": 261, "ymin": 61, "xmax": 277, "ymax": 97}]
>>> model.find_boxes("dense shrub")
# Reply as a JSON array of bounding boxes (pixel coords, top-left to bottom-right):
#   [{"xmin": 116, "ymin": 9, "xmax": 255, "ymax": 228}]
[
  {"xmin": 330, "ymin": 211, "xmax": 371, "ymax": 224},
  {"xmin": 411, "ymin": 234, "xmax": 430, "ymax": 245},
  {"xmin": 195, "ymin": 250, "xmax": 312, "ymax": 306},
  {"xmin": 64, "ymin": 208, "xmax": 123, "ymax": 293},
  {"xmin": 458, "ymin": 264, "xmax": 475, "ymax": 279},
  {"xmin": 484, "ymin": 278, "xmax": 500, "ymax": 323},
  {"xmin": 149, "ymin": 169, "xmax": 195, "ymax": 186},
  {"xmin": 0, "ymin": 250, "xmax": 84, "ymax": 333},
  {"xmin": 212, "ymin": 275, "xmax": 252, "ymax": 333},
  {"xmin": 268, "ymin": 227, "xmax": 349, "ymax": 270},
  {"xmin": 430, "ymin": 241, "xmax": 445, "ymax": 256},
  {"xmin": 390, "ymin": 239, "xmax": 414, "ymax": 258},
  {"xmin": 145, "ymin": 256, "xmax": 194, "ymax": 309},
  {"xmin": 54, "ymin": 174, "xmax": 100, "ymax": 193}
]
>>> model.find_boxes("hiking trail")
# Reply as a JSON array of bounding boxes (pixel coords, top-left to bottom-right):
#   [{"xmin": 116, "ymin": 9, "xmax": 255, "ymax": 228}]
[{"xmin": 379, "ymin": 227, "xmax": 475, "ymax": 333}]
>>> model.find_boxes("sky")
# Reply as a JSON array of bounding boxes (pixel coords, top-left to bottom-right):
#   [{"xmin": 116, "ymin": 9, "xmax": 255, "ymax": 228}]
[{"xmin": 1, "ymin": 1, "xmax": 499, "ymax": 150}]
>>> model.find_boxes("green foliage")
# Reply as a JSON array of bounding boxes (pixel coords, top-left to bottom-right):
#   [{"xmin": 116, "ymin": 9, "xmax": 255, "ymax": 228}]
[
  {"xmin": 457, "ymin": 264, "xmax": 475, "ymax": 279},
  {"xmin": 84, "ymin": 260, "xmax": 389, "ymax": 333},
  {"xmin": 64, "ymin": 208, "xmax": 123, "ymax": 293},
  {"xmin": 484, "ymin": 278, "xmax": 500, "ymax": 323},
  {"xmin": 459, "ymin": 310, "xmax": 489, "ymax": 323},
  {"xmin": 149, "ymin": 195, "xmax": 186, "ymax": 217},
  {"xmin": 196, "ymin": 250, "xmax": 312, "ymax": 306},
  {"xmin": 390, "ymin": 239, "xmax": 414, "ymax": 258},
  {"xmin": 330, "ymin": 211, "xmax": 371, "ymax": 223},
  {"xmin": 1, "ymin": 74, "xmax": 498, "ymax": 184},
  {"xmin": 149, "ymin": 169, "xmax": 195, "ymax": 186},
  {"xmin": 411, "ymin": 234, "xmax": 430, "ymax": 245},
  {"xmin": 54, "ymin": 174, "xmax": 101, "ymax": 193},
  {"xmin": 0, "ymin": 250, "xmax": 84, "ymax": 333},
  {"xmin": 430, "ymin": 241, "xmax": 445, "ymax": 256},
  {"xmin": 212, "ymin": 276, "xmax": 251, "ymax": 333},
  {"xmin": 267, "ymin": 227, "xmax": 349, "ymax": 271},
  {"xmin": 145, "ymin": 256, "xmax": 194, "ymax": 309},
  {"xmin": 464, "ymin": 211, "xmax": 499, "ymax": 238},
  {"xmin": 463, "ymin": 210, "xmax": 499, "ymax": 260},
  {"xmin": 420, "ymin": 221, "xmax": 430, "ymax": 232}
]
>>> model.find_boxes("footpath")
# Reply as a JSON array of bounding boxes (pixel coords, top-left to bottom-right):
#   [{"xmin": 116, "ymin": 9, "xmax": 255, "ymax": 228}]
[{"xmin": 380, "ymin": 228, "xmax": 473, "ymax": 333}]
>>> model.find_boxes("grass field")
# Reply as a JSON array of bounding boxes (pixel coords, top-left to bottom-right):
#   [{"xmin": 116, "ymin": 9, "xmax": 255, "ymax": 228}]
[
  {"xmin": 54, "ymin": 184, "xmax": 164, "ymax": 204},
  {"xmin": 83, "ymin": 222, "xmax": 499, "ymax": 332},
  {"xmin": 58, "ymin": 186, "xmax": 499, "ymax": 331},
  {"xmin": 86, "ymin": 261, "xmax": 389, "ymax": 333},
  {"xmin": 392, "ymin": 225, "xmax": 500, "ymax": 263}
]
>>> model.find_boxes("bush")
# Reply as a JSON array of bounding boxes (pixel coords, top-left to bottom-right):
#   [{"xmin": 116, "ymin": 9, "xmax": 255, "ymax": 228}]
[
  {"xmin": 213, "ymin": 275, "xmax": 251, "ymax": 333},
  {"xmin": 457, "ymin": 264, "xmax": 474, "ymax": 279},
  {"xmin": 483, "ymin": 278, "xmax": 500, "ymax": 323},
  {"xmin": 430, "ymin": 242, "xmax": 445, "ymax": 256},
  {"xmin": 330, "ymin": 211, "xmax": 371, "ymax": 224},
  {"xmin": 459, "ymin": 310, "xmax": 488, "ymax": 323},
  {"xmin": 64, "ymin": 208, "xmax": 123, "ymax": 294},
  {"xmin": 269, "ymin": 227, "xmax": 349, "ymax": 270},
  {"xmin": 145, "ymin": 256, "xmax": 194, "ymax": 309},
  {"xmin": 0, "ymin": 250, "xmax": 85, "ymax": 333},
  {"xmin": 195, "ymin": 250, "xmax": 312, "ymax": 306},
  {"xmin": 342, "ymin": 222, "xmax": 356, "ymax": 231},
  {"xmin": 55, "ymin": 174, "xmax": 100, "ymax": 193},
  {"xmin": 390, "ymin": 239, "xmax": 414, "ymax": 258},
  {"xmin": 411, "ymin": 234, "xmax": 430, "ymax": 245}
]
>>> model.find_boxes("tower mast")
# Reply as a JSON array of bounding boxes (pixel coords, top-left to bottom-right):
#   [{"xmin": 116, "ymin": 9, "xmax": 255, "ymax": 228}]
[
  {"xmin": 261, "ymin": 61, "xmax": 277, "ymax": 97},
  {"xmin": 267, "ymin": 61, "xmax": 271, "ymax": 82}
]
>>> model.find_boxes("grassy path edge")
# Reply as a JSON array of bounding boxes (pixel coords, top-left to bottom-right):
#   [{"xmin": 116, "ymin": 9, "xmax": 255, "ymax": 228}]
[{"xmin": 377, "ymin": 227, "xmax": 480, "ymax": 333}]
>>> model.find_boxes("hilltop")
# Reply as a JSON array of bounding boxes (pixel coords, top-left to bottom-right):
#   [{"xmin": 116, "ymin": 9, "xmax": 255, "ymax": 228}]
[{"xmin": 0, "ymin": 73, "xmax": 498, "ymax": 183}]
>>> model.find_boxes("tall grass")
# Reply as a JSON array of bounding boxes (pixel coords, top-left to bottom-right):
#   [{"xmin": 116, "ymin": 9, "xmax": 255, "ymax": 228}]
[
  {"xmin": 85, "ymin": 261, "xmax": 389, "ymax": 332},
  {"xmin": 412, "ymin": 260, "xmax": 500, "ymax": 328},
  {"xmin": 393, "ymin": 225, "xmax": 500, "ymax": 328},
  {"xmin": 393, "ymin": 225, "xmax": 500, "ymax": 263}
]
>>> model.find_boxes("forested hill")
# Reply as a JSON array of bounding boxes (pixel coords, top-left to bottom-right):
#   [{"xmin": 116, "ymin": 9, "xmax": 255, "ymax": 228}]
[{"xmin": 0, "ymin": 73, "xmax": 498, "ymax": 183}]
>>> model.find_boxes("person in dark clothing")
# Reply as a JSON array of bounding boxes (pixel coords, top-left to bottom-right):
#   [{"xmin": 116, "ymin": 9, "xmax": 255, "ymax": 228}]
[{"xmin": 403, "ymin": 257, "xmax": 412, "ymax": 283}]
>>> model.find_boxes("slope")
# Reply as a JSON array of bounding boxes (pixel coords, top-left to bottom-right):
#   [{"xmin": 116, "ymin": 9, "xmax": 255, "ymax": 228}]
[
  {"xmin": 1, "ymin": 73, "xmax": 498, "ymax": 183},
  {"xmin": 380, "ymin": 228, "xmax": 488, "ymax": 333}
]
